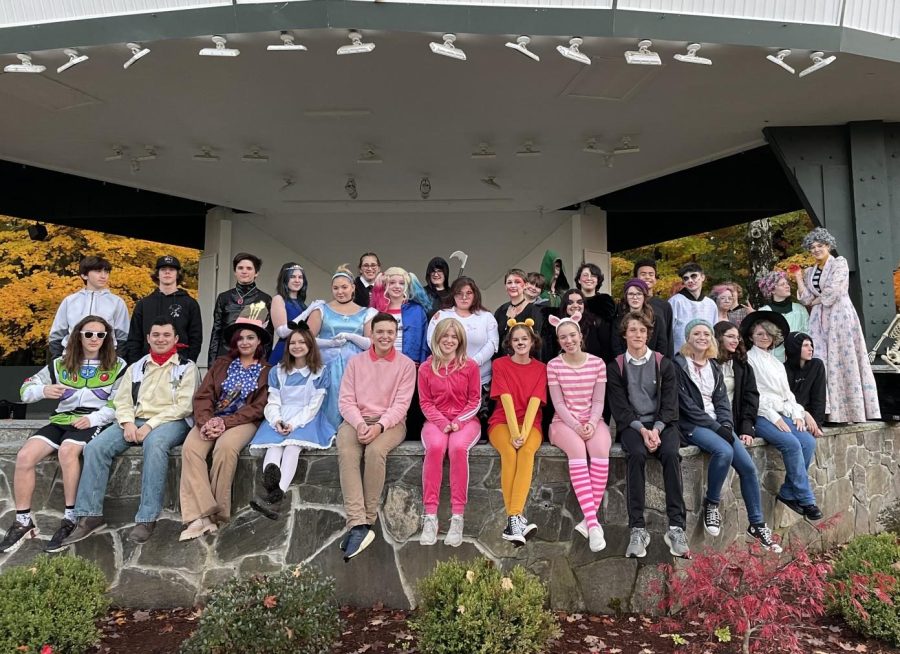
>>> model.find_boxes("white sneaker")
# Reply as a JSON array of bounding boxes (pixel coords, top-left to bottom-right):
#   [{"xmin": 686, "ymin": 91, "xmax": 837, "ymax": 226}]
[
  {"xmin": 574, "ymin": 519, "xmax": 588, "ymax": 539},
  {"xmin": 420, "ymin": 514, "xmax": 438, "ymax": 546},
  {"xmin": 588, "ymin": 525, "xmax": 606, "ymax": 552},
  {"xmin": 445, "ymin": 514, "xmax": 464, "ymax": 547}
]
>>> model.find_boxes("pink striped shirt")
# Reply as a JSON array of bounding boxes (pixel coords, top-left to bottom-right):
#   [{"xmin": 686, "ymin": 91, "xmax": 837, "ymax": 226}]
[{"xmin": 547, "ymin": 354, "xmax": 606, "ymax": 424}]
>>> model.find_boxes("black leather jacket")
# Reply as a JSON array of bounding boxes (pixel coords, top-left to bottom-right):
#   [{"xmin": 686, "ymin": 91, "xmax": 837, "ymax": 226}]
[{"xmin": 207, "ymin": 284, "xmax": 273, "ymax": 366}]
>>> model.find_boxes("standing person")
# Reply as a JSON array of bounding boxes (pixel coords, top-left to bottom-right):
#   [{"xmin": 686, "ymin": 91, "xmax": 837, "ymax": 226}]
[
  {"xmin": 179, "ymin": 304, "xmax": 271, "ymax": 540},
  {"xmin": 424, "ymin": 257, "xmax": 451, "ymax": 317},
  {"xmin": 539, "ymin": 250, "xmax": 570, "ymax": 308},
  {"xmin": 743, "ymin": 312, "xmax": 822, "ymax": 521},
  {"xmin": 612, "ymin": 278, "xmax": 668, "ymax": 357},
  {"xmin": 208, "ymin": 252, "xmax": 273, "ymax": 366},
  {"xmin": 368, "ymin": 267, "xmax": 431, "ymax": 365},
  {"xmin": 668, "ymin": 262, "xmax": 718, "ymax": 353},
  {"xmin": 710, "ymin": 283, "xmax": 752, "ymax": 327},
  {"xmin": 488, "ymin": 319, "xmax": 547, "ymax": 545},
  {"xmin": 606, "ymin": 312, "xmax": 689, "ymax": 559},
  {"xmin": 633, "ymin": 258, "xmax": 674, "ymax": 358},
  {"xmin": 418, "ymin": 318, "xmax": 481, "ymax": 547},
  {"xmin": 0, "ymin": 316, "xmax": 126, "ymax": 554},
  {"xmin": 63, "ymin": 317, "xmax": 197, "ymax": 545},
  {"xmin": 494, "ymin": 269, "xmax": 544, "ymax": 357},
  {"xmin": 757, "ymin": 270, "xmax": 809, "ymax": 362},
  {"xmin": 525, "ymin": 272, "xmax": 548, "ymax": 307},
  {"xmin": 783, "ymin": 332, "xmax": 826, "ymax": 437},
  {"xmin": 574, "ymin": 262, "xmax": 616, "ymax": 324},
  {"xmin": 794, "ymin": 227, "xmax": 880, "ymax": 423},
  {"xmin": 125, "ymin": 255, "xmax": 203, "ymax": 364},
  {"xmin": 269, "ymin": 263, "xmax": 308, "ymax": 365},
  {"xmin": 428, "ymin": 277, "xmax": 499, "ymax": 411},
  {"xmin": 543, "ymin": 290, "xmax": 612, "ymax": 363},
  {"xmin": 676, "ymin": 320, "xmax": 781, "ymax": 552},
  {"xmin": 336, "ymin": 313, "xmax": 416, "ymax": 561},
  {"xmin": 547, "ymin": 314, "xmax": 611, "ymax": 552},
  {"xmin": 249, "ymin": 322, "xmax": 334, "ymax": 519},
  {"xmin": 49, "ymin": 255, "xmax": 129, "ymax": 359},
  {"xmin": 354, "ymin": 252, "xmax": 381, "ymax": 308},
  {"xmin": 304, "ymin": 265, "xmax": 376, "ymax": 429}
]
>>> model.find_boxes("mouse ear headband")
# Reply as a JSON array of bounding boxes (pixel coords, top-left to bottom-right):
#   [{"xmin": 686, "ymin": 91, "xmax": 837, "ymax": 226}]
[
  {"xmin": 506, "ymin": 317, "xmax": 536, "ymax": 334},
  {"xmin": 548, "ymin": 313, "xmax": 582, "ymax": 333},
  {"xmin": 286, "ymin": 319, "xmax": 310, "ymax": 333}
]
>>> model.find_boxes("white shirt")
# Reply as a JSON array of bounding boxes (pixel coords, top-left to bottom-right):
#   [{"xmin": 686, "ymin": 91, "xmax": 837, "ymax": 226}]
[
  {"xmin": 624, "ymin": 349, "xmax": 653, "ymax": 366},
  {"xmin": 668, "ymin": 293, "xmax": 718, "ymax": 353},
  {"xmin": 686, "ymin": 358, "xmax": 716, "ymax": 419},
  {"xmin": 747, "ymin": 346, "xmax": 806, "ymax": 424}
]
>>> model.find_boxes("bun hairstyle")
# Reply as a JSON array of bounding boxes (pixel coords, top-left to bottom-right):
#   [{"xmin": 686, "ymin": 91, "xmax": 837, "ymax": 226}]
[{"xmin": 503, "ymin": 318, "xmax": 540, "ymax": 356}]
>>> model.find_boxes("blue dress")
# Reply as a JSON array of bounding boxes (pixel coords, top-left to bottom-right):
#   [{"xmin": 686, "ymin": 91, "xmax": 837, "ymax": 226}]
[
  {"xmin": 250, "ymin": 365, "xmax": 335, "ymax": 450},
  {"xmin": 303, "ymin": 301, "xmax": 375, "ymax": 427},
  {"xmin": 268, "ymin": 299, "xmax": 306, "ymax": 365}
]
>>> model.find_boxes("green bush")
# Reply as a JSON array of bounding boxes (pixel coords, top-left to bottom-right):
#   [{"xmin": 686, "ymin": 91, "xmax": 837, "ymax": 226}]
[
  {"xmin": 412, "ymin": 557, "xmax": 560, "ymax": 654},
  {"xmin": 0, "ymin": 554, "xmax": 109, "ymax": 653},
  {"xmin": 828, "ymin": 533, "xmax": 900, "ymax": 647},
  {"xmin": 877, "ymin": 499, "xmax": 900, "ymax": 536},
  {"xmin": 180, "ymin": 565, "xmax": 340, "ymax": 654}
]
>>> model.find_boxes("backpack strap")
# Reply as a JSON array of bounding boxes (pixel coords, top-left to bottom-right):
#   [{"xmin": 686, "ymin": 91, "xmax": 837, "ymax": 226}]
[{"xmin": 615, "ymin": 354, "xmax": 625, "ymax": 375}]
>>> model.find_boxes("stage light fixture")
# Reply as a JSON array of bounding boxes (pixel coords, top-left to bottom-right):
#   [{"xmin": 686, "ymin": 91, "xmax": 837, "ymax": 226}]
[
  {"xmin": 430, "ymin": 34, "xmax": 466, "ymax": 61},
  {"xmin": 557, "ymin": 38, "xmax": 590, "ymax": 65},
  {"xmin": 268, "ymin": 32, "xmax": 307, "ymax": 52},
  {"xmin": 337, "ymin": 31, "xmax": 375, "ymax": 55},
  {"xmin": 515, "ymin": 141, "xmax": 541, "ymax": 157},
  {"xmin": 613, "ymin": 137, "xmax": 640, "ymax": 155},
  {"xmin": 130, "ymin": 158, "xmax": 141, "ymax": 174},
  {"xmin": 420, "ymin": 176, "xmax": 431, "ymax": 199},
  {"xmin": 799, "ymin": 51, "xmax": 836, "ymax": 78},
  {"xmin": 624, "ymin": 40, "xmax": 661, "ymax": 65},
  {"xmin": 193, "ymin": 147, "xmax": 220, "ymax": 162},
  {"xmin": 200, "ymin": 36, "xmax": 240, "ymax": 57},
  {"xmin": 357, "ymin": 145, "xmax": 382, "ymax": 164},
  {"xmin": 673, "ymin": 43, "xmax": 711, "ymax": 65},
  {"xmin": 242, "ymin": 147, "xmax": 269, "ymax": 163},
  {"xmin": 4, "ymin": 54, "xmax": 45, "ymax": 73},
  {"xmin": 505, "ymin": 35, "xmax": 539, "ymax": 62},
  {"xmin": 57, "ymin": 49, "xmax": 89, "ymax": 73},
  {"xmin": 124, "ymin": 43, "xmax": 150, "ymax": 69},
  {"xmin": 105, "ymin": 145, "xmax": 124, "ymax": 162},
  {"xmin": 345, "ymin": 177, "xmax": 358, "ymax": 199},
  {"xmin": 582, "ymin": 138, "xmax": 608, "ymax": 155},
  {"xmin": 471, "ymin": 143, "xmax": 497, "ymax": 159},
  {"xmin": 766, "ymin": 49, "xmax": 795, "ymax": 74},
  {"xmin": 136, "ymin": 146, "xmax": 158, "ymax": 161}
]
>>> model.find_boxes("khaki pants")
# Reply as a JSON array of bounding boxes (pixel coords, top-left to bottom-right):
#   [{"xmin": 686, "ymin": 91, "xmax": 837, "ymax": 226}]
[
  {"xmin": 337, "ymin": 418, "xmax": 406, "ymax": 528},
  {"xmin": 179, "ymin": 422, "xmax": 258, "ymax": 524}
]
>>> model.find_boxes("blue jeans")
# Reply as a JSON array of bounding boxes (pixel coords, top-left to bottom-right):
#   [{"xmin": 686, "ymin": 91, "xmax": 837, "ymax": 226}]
[
  {"xmin": 754, "ymin": 416, "xmax": 817, "ymax": 505},
  {"xmin": 684, "ymin": 426, "xmax": 764, "ymax": 525},
  {"xmin": 75, "ymin": 418, "xmax": 189, "ymax": 523}
]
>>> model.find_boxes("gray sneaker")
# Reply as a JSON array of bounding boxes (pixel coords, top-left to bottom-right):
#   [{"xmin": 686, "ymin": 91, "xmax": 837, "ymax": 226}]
[
  {"xmin": 625, "ymin": 527, "xmax": 650, "ymax": 558},
  {"xmin": 420, "ymin": 514, "xmax": 438, "ymax": 546},
  {"xmin": 664, "ymin": 526, "xmax": 691, "ymax": 558}
]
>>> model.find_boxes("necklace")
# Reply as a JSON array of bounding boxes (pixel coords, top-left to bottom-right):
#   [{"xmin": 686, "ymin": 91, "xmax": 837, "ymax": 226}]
[
  {"xmin": 233, "ymin": 284, "xmax": 256, "ymax": 306},
  {"xmin": 509, "ymin": 297, "xmax": 527, "ymax": 308}
]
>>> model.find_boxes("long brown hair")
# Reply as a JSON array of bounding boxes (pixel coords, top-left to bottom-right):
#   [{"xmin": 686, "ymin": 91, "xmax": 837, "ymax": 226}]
[
  {"xmin": 280, "ymin": 327, "xmax": 323, "ymax": 374},
  {"xmin": 714, "ymin": 320, "xmax": 746, "ymax": 363},
  {"xmin": 62, "ymin": 315, "xmax": 117, "ymax": 374}
]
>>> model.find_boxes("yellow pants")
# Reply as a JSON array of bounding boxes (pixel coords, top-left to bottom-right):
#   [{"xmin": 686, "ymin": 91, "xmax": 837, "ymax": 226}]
[{"xmin": 488, "ymin": 425, "xmax": 542, "ymax": 516}]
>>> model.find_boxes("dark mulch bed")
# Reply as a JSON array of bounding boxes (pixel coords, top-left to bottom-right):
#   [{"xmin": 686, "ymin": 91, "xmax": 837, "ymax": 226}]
[{"xmin": 91, "ymin": 604, "xmax": 895, "ymax": 654}]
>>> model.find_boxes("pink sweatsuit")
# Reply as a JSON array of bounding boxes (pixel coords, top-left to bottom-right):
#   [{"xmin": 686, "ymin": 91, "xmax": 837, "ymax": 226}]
[{"xmin": 418, "ymin": 357, "xmax": 482, "ymax": 514}]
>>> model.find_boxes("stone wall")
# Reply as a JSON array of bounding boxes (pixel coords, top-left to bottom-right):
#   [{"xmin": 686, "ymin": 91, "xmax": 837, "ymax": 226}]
[{"xmin": 0, "ymin": 421, "xmax": 896, "ymax": 612}]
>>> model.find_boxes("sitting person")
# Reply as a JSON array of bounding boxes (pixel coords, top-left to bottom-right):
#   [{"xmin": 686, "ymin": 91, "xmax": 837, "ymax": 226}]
[
  {"xmin": 0, "ymin": 316, "xmax": 126, "ymax": 553},
  {"xmin": 418, "ymin": 318, "xmax": 481, "ymax": 547},
  {"xmin": 606, "ymin": 312, "xmax": 689, "ymax": 559},
  {"xmin": 179, "ymin": 303, "xmax": 272, "ymax": 540},
  {"xmin": 249, "ymin": 322, "xmax": 335, "ymax": 519},
  {"xmin": 63, "ymin": 317, "xmax": 198, "ymax": 545},
  {"xmin": 757, "ymin": 270, "xmax": 808, "ymax": 362},
  {"xmin": 337, "ymin": 313, "xmax": 416, "ymax": 561},
  {"xmin": 675, "ymin": 320, "xmax": 781, "ymax": 552},
  {"xmin": 743, "ymin": 312, "xmax": 822, "ymax": 521},
  {"xmin": 783, "ymin": 332, "xmax": 826, "ymax": 437}
]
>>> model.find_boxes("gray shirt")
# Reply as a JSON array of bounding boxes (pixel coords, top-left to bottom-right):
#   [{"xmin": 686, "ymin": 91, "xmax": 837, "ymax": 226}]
[{"xmin": 625, "ymin": 350, "xmax": 665, "ymax": 433}]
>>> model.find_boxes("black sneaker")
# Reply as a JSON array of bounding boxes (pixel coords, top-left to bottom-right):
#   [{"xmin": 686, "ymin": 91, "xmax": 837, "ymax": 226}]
[
  {"xmin": 45, "ymin": 518, "xmax": 76, "ymax": 553},
  {"xmin": 261, "ymin": 463, "xmax": 281, "ymax": 493},
  {"xmin": 502, "ymin": 516, "xmax": 526, "ymax": 546},
  {"xmin": 343, "ymin": 525, "xmax": 375, "ymax": 561},
  {"xmin": 0, "ymin": 520, "xmax": 39, "ymax": 554},
  {"xmin": 702, "ymin": 500, "xmax": 722, "ymax": 537},
  {"xmin": 775, "ymin": 493, "xmax": 804, "ymax": 516},
  {"xmin": 747, "ymin": 524, "xmax": 783, "ymax": 553},
  {"xmin": 249, "ymin": 488, "xmax": 284, "ymax": 521},
  {"xmin": 517, "ymin": 515, "xmax": 537, "ymax": 541},
  {"xmin": 800, "ymin": 504, "xmax": 823, "ymax": 521}
]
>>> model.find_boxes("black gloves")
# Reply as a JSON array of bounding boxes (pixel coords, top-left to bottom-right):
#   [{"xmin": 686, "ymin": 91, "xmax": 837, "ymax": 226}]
[{"xmin": 716, "ymin": 425, "xmax": 735, "ymax": 444}]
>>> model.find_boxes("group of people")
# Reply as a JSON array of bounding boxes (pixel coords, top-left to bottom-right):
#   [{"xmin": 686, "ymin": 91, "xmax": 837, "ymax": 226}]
[{"xmin": 0, "ymin": 226, "xmax": 882, "ymax": 563}]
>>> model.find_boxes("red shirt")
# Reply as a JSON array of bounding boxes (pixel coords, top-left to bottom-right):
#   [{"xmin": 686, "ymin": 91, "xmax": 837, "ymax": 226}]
[{"xmin": 488, "ymin": 356, "xmax": 547, "ymax": 434}]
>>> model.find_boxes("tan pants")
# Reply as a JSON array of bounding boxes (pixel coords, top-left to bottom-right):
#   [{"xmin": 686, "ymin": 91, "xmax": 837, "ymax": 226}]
[
  {"xmin": 336, "ymin": 418, "xmax": 406, "ymax": 528},
  {"xmin": 179, "ymin": 422, "xmax": 258, "ymax": 524}
]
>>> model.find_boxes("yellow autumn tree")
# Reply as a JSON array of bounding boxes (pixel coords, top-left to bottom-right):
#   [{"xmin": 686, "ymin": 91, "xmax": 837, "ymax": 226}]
[{"xmin": 0, "ymin": 218, "xmax": 199, "ymax": 363}]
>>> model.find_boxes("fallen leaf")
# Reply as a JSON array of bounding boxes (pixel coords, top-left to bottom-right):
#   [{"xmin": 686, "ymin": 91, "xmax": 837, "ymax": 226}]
[
  {"xmin": 838, "ymin": 643, "xmax": 855, "ymax": 651},
  {"xmin": 370, "ymin": 618, "xmax": 386, "ymax": 626},
  {"xmin": 566, "ymin": 613, "xmax": 584, "ymax": 623},
  {"xmin": 609, "ymin": 649, "xmax": 622, "ymax": 654},
  {"xmin": 263, "ymin": 595, "xmax": 277, "ymax": 609},
  {"xmin": 160, "ymin": 624, "xmax": 174, "ymax": 634},
  {"xmin": 133, "ymin": 610, "xmax": 151, "ymax": 622},
  {"xmin": 854, "ymin": 646, "xmax": 867, "ymax": 652}
]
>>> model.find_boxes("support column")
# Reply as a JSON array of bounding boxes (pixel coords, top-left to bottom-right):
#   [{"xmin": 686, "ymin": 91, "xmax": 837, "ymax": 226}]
[
  {"xmin": 197, "ymin": 207, "xmax": 233, "ymax": 368},
  {"xmin": 574, "ymin": 205, "xmax": 610, "ymax": 292}
]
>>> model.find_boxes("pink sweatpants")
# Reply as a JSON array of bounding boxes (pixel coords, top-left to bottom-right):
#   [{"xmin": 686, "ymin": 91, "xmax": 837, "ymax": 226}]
[{"xmin": 421, "ymin": 421, "xmax": 482, "ymax": 515}]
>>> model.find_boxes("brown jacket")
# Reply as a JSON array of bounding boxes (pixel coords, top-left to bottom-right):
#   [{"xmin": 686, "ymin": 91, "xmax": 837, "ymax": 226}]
[{"xmin": 193, "ymin": 356, "xmax": 270, "ymax": 429}]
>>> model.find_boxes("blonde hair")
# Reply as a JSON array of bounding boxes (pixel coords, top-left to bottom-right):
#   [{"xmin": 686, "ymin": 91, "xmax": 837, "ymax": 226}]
[
  {"xmin": 429, "ymin": 317, "xmax": 468, "ymax": 374},
  {"xmin": 381, "ymin": 266, "xmax": 411, "ymax": 302},
  {"xmin": 680, "ymin": 323, "xmax": 719, "ymax": 360}
]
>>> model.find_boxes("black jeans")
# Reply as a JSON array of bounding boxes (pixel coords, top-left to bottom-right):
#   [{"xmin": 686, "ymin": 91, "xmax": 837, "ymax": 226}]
[{"xmin": 619, "ymin": 424, "xmax": 686, "ymax": 529}]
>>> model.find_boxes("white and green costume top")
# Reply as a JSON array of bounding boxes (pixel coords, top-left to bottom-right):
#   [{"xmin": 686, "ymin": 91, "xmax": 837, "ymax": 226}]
[{"xmin": 20, "ymin": 357, "xmax": 127, "ymax": 427}]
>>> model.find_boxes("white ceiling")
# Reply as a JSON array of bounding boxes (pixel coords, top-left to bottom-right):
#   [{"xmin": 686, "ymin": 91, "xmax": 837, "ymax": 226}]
[{"xmin": 1, "ymin": 29, "xmax": 899, "ymax": 222}]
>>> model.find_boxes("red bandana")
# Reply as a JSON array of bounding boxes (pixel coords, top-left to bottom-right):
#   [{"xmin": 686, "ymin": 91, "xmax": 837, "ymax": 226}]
[{"xmin": 150, "ymin": 343, "xmax": 187, "ymax": 366}]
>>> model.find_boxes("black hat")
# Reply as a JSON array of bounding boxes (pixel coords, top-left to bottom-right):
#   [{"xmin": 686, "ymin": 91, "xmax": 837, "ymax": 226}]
[
  {"xmin": 155, "ymin": 255, "xmax": 181, "ymax": 271},
  {"xmin": 223, "ymin": 301, "xmax": 272, "ymax": 345},
  {"xmin": 740, "ymin": 310, "xmax": 791, "ymax": 349}
]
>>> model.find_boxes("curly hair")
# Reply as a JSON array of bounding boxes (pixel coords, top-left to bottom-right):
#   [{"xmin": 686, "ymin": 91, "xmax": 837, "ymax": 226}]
[
  {"xmin": 801, "ymin": 227, "xmax": 837, "ymax": 252},
  {"xmin": 756, "ymin": 270, "xmax": 788, "ymax": 298}
]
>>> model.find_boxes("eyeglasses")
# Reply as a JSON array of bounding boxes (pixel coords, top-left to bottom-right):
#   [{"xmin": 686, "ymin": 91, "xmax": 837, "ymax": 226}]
[
  {"xmin": 360, "ymin": 263, "xmax": 379, "ymax": 269},
  {"xmin": 455, "ymin": 291, "xmax": 474, "ymax": 298},
  {"xmin": 625, "ymin": 292, "xmax": 643, "ymax": 299},
  {"xmin": 681, "ymin": 272, "xmax": 701, "ymax": 282},
  {"xmin": 80, "ymin": 331, "xmax": 107, "ymax": 339}
]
